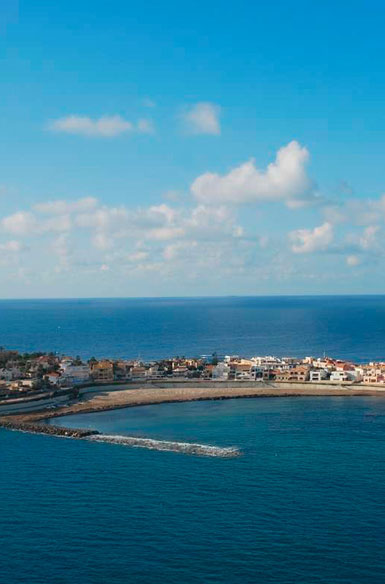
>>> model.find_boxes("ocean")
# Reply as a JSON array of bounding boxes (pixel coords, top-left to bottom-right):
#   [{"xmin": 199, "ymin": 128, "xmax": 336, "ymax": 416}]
[
  {"xmin": 1, "ymin": 294, "xmax": 385, "ymax": 361},
  {"xmin": 2, "ymin": 296, "xmax": 385, "ymax": 583}
]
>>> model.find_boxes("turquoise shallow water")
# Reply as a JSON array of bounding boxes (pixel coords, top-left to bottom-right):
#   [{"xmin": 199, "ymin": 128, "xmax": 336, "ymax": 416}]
[{"xmin": 2, "ymin": 396, "xmax": 385, "ymax": 583}]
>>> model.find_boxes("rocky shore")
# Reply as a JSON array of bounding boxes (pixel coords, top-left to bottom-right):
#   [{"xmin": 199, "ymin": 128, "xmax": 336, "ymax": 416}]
[{"xmin": 0, "ymin": 419, "xmax": 99, "ymax": 438}]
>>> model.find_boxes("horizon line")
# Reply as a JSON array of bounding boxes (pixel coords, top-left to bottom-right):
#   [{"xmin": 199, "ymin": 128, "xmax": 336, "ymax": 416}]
[{"xmin": 0, "ymin": 293, "xmax": 384, "ymax": 302}]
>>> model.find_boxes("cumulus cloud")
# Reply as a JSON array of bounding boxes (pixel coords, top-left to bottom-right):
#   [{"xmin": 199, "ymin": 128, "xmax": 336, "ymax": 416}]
[
  {"xmin": 2, "ymin": 209, "xmax": 71, "ymax": 235},
  {"xmin": 359, "ymin": 225, "xmax": 379, "ymax": 250},
  {"xmin": 49, "ymin": 115, "xmax": 153, "ymax": 137},
  {"xmin": 0, "ymin": 240, "xmax": 23, "ymax": 252},
  {"xmin": 136, "ymin": 118, "xmax": 155, "ymax": 134},
  {"xmin": 52, "ymin": 234, "xmax": 71, "ymax": 271},
  {"xmin": 324, "ymin": 195, "xmax": 385, "ymax": 227},
  {"xmin": 92, "ymin": 232, "xmax": 114, "ymax": 251},
  {"xmin": 7, "ymin": 144, "xmax": 385, "ymax": 291},
  {"xmin": 1, "ymin": 211, "xmax": 37, "ymax": 236},
  {"xmin": 34, "ymin": 197, "xmax": 98, "ymax": 215},
  {"xmin": 289, "ymin": 222, "xmax": 333, "ymax": 254},
  {"xmin": 183, "ymin": 102, "xmax": 221, "ymax": 135},
  {"xmin": 191, "ymin": 141, "xmax": 314, "ymax": 206},
  {"xmin": 346, "ymin": 255, "xmax": 361, "ymax": 267}
]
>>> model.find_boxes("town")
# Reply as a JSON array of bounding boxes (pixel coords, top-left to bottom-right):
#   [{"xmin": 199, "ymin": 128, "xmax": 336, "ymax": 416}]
[{"xmin": 1, "ymin": 347, "xmax": 385, "ymax": 399}]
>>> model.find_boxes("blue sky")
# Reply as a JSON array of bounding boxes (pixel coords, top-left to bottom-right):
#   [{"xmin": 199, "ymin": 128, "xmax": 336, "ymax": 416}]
[{"xmin": 1, "ymin": 0, "xmax": 385, "ymax": 297}]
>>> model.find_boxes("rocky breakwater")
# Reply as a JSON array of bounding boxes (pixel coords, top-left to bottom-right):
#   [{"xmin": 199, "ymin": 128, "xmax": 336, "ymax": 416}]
[
  {"xmin": 0, "ymin": 417, "xmax": 240, "ymax": 457},
  {"xmin": 88, "ymin": 434, "xmax": 241, "ymax": 458},
  {"xmin": 0, "ymin": 419, "xmax": 100, "ymax": 439}
]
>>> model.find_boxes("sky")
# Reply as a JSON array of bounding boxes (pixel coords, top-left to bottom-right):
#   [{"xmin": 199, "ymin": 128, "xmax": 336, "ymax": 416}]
[{"xmin": 1, "ymin": 0, "xmax": 385, "ymax": 298}]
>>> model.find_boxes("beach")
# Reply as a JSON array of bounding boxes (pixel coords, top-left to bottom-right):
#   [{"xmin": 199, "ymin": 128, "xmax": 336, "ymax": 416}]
[{"xmin": 3, "ymin": 381, "xmax": 385, "ymax": 427}]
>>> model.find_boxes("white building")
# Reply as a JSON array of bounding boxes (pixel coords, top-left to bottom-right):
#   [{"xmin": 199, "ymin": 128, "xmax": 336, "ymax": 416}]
[
  {"xmin": 0, "ymin": 367, "xmax": 22, "ymax": 381},
  {"xmin": 330, "ymin": 371, "xmax": 354, "ymax": 382},
  {"xmin": 60, "ymin": 364, "xmax": 90, "ymax": 385},
  {"xmin": 310, "ymin": 369, "xmax": 329, "ymax": 382},
  {"xmin": 212, "ymin": 362, "xmax": 230, "ymax": 381}
]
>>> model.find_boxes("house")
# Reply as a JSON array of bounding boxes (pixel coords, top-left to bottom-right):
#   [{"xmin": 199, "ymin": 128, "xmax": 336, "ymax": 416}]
[
  {"xmin": 363, "ymin": 372, "xmax": 385, "ymax": 384},
  {"xmin": 230, "ymin": 363, "xmax": 252, "ymax": 381},
  {"xmin": 46, "ymin": 371, "xmax": 61, "ymax": 385},
  {"xmin": 10, "ymin": 378, "xmax": 39, "ymax": 391},
  {"xmin": 275, "ymin": 366, "xmax": 310, "ymax": 382},
  {"xmin": 212, "ymin": 362, "xmax": 230, "ymax": 381},
  {"xmin": 262, "ymin": 369, "xmax": 276, "ymax": 381},
  {"xmin": 202, "ymin": 365, "xmax": 214, "ymax": 379},
  {"xmin": 171, "ymin": 366, "xmax": 189, "ymax": 378},
  {"xmin": 113, "ymin": 361, "xmax": 133, "ymax": 380},
  {"xmin": 60, "ymin": 364, "xmax": 90, "ymax": 385},
  {"xmin": 250, "ymin": 365, "xmax": 264, "ymax": 380},
  {"xmin": 130, "ymin": 366, "xmax": 147, "ymax": 379},
  {"xmin": 330, "ymin": 371, "xmax": 352, "ymax": 382},
  {"xmin": 310, "ymin": 369, "xmax": 329, "ymax": 382},
  {"xmin": 0, "ymin": 367, "xmax": 22, "ymax": 381},
  {"xmin": 90, "ymin": 360, "xmax": 114, "ymax": 383},
  {"xmin": 145, "ymin": 366, "xmax": 164, "ymax": 379},
  {"xmin": 251, "ymin": 356, "xmax": 283, "ymax": 368}
]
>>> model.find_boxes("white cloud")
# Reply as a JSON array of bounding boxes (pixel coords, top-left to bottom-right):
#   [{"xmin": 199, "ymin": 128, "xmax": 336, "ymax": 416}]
[
  {"xmin": 289, "ymin": 222, "xmax": 333, "ymax": 254},
  {"xmin": 0, "ymin": 240, "xmax": 23, "ymax": 252},
  {"xmin": 34, "ymin": 197, "xmax": 98, "ymax": 215},
  {"xmin": 42, "ymin": 214, "xmax": 72, "ymax": 233},
  {"xmin": 49, "ymin": 115, "xmax": 152, "ymax": 137},
  {"xmin": 346, "ymin": 255, "xmax": 361, "ymax": 267},
  {"xmin": 1, "ymin": 211, "xmax": 37, "ymax": 235},
  {"xmin": 191, "ymin": 141, "xmax": 314, "ymax": 206},
  {"xmin": 52, "ymin": 234, "xmax": 71, "ymax": 271},
  {"xmin": 136, "ymin": 118, "xmax": 155, "ymax": 134},
  {"xmin": 126, "ymin": 251, "xmax": 149, "ymax": 262},
  {"xmin": 146, "ymin": 226, "xmax": 185, "ymax": 241},
  {"xmin": 183, "ymin": 102, "xmax": 221, "ymax": 135},
  {"xmin": 92, "ymin": 232, "xmax": 114, "ymax": 251},
  {"xmin": 1, "ymin": 209, "xmax": 71, "ymax": 235},
  {"xmin": 75, "ymin": 206, "xmax": 130, "ymax": 232},
  {"xmin": 359, "ymin": 225, "xmax": 379, "ymax": 250},
  {"xmin": 324, "ymin": 195, "xmax": 385, "ymax": 227}
]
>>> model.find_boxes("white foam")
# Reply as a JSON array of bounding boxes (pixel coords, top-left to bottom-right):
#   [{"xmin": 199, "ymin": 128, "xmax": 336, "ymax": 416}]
[{"xmin": 87, "ymin": 434, "xmax": 240, "ymax": 458}]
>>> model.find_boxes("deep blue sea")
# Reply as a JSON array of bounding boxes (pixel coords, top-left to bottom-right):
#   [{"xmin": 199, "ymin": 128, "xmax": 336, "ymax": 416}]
[
  {"xmin": 2, "ymin": 296, "xmax": 385, "ymax": 583},
  {"xmin": 2, "ymin": 398, "xmax": 385, "ymax": 584},
  {"xmin": 1, "ymin": 295, "xmax": 385, "ymax": 361}
]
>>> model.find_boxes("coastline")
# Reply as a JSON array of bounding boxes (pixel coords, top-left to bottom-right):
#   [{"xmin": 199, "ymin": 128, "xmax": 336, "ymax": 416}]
[
  {"xmin": 2, "ymin": 382, "xmax": 385, "ymax": 456},
  {"xmin": 3, "ymin": 381, "xmax": 385, "ymax": 426}
]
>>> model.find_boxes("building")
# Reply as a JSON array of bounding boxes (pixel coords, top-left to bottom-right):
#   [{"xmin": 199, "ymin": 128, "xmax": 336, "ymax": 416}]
[
  {"xmin": 202, "ymin": 365, "xmax": 214, "ymax": 379},
  {"xmin": 130, "ymin": 365, "xmax": 147, "ymax": 379},
  {"xmin": 60, "ymin": 364, "xmax": 90, "ymax": 385},
  {"xmin": 90, "ymin": 360, "xmax": 114, "ymax": 383},
  {"xmin": 330, "ymin": 371, "xmax": 351, "ymax": 382},
  {"xmin": 275, "ymin": 366, "xmax": 310, "ymax": 382},
  {"xmin": 212, "ymin": 362, "xmax": 230, "ymax": 381},
  {"xmin": 145, "ymin": 366, "xmax": 164, "ymax": 379},
  {"xmin": 309, "ymin": 369, "xmax": 329, "ymax": 382}
]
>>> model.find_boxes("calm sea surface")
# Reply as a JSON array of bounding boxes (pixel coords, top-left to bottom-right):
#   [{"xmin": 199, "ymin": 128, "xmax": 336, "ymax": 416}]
[
  {"xmin": 0, "ymin": 295, "xmax": 385, "ymax": 361},
  {"xmin": 2, "ymin": 296, "xmax": 385, "ymax": 583},
  {"xmin": 2, "ymin": 397, "xmax": 385, "ymax": 584}
]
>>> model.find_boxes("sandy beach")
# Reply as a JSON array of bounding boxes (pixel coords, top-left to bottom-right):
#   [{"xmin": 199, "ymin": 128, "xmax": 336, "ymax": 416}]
[{"xmin": 4, "ymin": 381, "xmax": 385, "ymax": 425}]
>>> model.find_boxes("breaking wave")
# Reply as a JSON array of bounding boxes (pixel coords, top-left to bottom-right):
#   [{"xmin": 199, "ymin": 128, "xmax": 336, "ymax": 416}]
[{"xmin": 87, "ymin": 434, "xmax": 240, "ymax": 458}]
